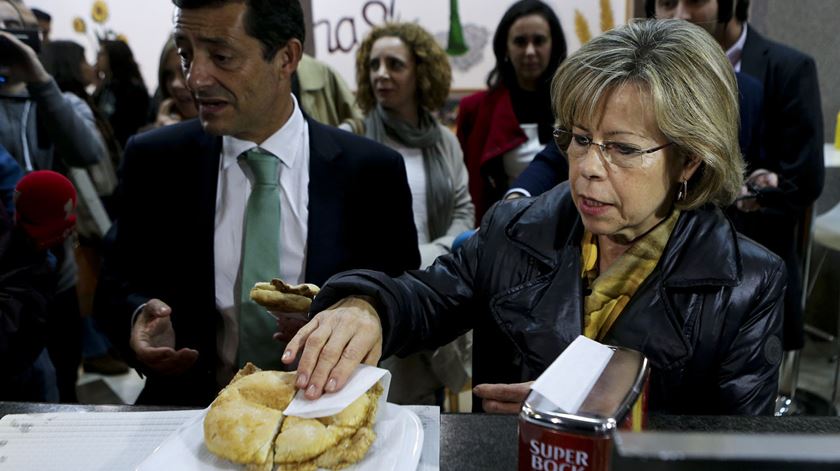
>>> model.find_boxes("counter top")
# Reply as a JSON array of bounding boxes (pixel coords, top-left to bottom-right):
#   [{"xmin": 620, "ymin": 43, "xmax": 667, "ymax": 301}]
[{"xmin": 3, "ymin": 402, "xmax": 840, "ymax": 470}]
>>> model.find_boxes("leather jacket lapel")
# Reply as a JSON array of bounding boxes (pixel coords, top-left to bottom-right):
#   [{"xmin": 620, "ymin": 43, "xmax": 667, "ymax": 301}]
[{"xmin": 489, "ymin": 244, "xmax": 585, "ymax": 379}]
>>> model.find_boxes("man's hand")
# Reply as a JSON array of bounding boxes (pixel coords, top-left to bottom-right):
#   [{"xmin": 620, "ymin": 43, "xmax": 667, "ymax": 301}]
[
  {"xmin": 0, "ymin": 32, "xmax": 50, "ymax": 85},
  {"xmin": 737, "ymin": 168, "xmax": 779, "ymax": 212},
  {"xmin": 129, "ymin": 298, "xmax": 199, "ymax": 375},
  {"xmin": 271, "ymin": 310, "xmax": 309, "ymax": 343},
  {"xmin": 473, "ymin": 381, "xmax": 534, "ymax": 414},
  {"xmin": 283, "ymin": 296, "xmax": 382, "ymax": 400}
]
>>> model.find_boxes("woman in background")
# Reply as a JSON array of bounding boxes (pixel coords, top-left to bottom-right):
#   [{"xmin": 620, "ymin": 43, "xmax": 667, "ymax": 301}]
[
  {"xmin": 354, "ymin": 22, "xmax": 474, "ymax": 406},
  {"xmin": 94, "ymin": 39, "xmax": 150, "ymax": 148},
  {"xmin": 148, "ymin": 37, "xmax": 197, "ymax": 128},
  {"xmin": 457, "ymin": 0, "xmax": 566, "ymax": 220}
]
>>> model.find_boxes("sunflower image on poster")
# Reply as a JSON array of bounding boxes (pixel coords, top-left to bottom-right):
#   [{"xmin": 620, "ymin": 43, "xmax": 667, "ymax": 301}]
[
  {"xmin": 575, "ymin": 0, "xmax": 616, "ymax": 45},
  {"xmin": 72, "ymin": 0, "xmax": 129, "ymax": 48}
]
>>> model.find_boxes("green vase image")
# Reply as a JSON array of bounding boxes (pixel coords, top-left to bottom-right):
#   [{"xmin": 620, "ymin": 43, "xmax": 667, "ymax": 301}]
[{"xmin": 447, "ymin": 0, "xmax": 468, "ymax": 56}]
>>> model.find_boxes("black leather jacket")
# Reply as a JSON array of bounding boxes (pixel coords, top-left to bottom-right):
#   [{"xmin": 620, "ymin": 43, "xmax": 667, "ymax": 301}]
[{"xmin": 313, "ymin": 183, "xmax": 786, "ymax": 415}]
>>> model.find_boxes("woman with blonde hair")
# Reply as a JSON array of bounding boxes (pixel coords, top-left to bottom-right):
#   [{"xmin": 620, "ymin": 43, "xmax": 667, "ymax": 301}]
[
  {"xmin": 285, "ymin": 19, "xmax": 785, "ymax": 416},
  {"xmin": 353, "ymin": 22, "xmax": 474, "ymax": 406}
]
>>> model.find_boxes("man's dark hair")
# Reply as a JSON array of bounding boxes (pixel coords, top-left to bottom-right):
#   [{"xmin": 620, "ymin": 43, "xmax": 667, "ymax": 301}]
[
  {"xmin": 734, "ymin": 0, "xmax": 749, "ymax": 22},
  {"xmin": 30, "ymin": 8, "xmax": 51, "ymax": 23},
  {"xmin": 644, "ymin": 0, "xmax": 747, "ymax": 23},
  {"xmin": 171, "ymin": 0, "xmax": 305, "ymax": 61},
  {"xmin": 486, "ymin": 0, "xmax": 566, "ymax": 90}
]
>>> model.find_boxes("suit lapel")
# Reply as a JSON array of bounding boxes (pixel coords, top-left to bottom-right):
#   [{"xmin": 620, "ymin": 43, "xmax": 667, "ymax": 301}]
[
  {"xmin": 304, "ymin": 119, "xmax": 344, "ymax": 286},
  {"xmin": 740, "ymin": 24, "xmax": 769, "ymax": 83},
  {"xmin": 194, "ymin": 129, "xmax": 222, "ymax": 303}
]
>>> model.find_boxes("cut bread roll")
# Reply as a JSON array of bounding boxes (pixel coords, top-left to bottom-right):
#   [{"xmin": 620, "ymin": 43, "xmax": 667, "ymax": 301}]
[
  {"xmin": 203, "ymin": 363, "xmax": 382, "ymax": 470},
  {"xmin": 250, "ymin": 279, "xmax": 320, "ymax": 312}
]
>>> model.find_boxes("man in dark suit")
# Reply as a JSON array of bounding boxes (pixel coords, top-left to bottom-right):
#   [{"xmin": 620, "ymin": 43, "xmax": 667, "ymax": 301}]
[
  {"xmin": 95, "ymin": 0, "xmax": 419, "ymax": 406},
  {"xmin": 730, "ymin": 0, "xmax": 824, "ymax": 352},
  {"xmin": 649, "ymin": 0, "xmax": 824, "ymax": 351}
]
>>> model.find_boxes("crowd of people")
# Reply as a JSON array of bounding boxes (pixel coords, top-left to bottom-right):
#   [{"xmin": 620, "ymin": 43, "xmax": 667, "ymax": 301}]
[{"xmin": 0, "ymin": 0, "xmax": 826, "ymax": 417}]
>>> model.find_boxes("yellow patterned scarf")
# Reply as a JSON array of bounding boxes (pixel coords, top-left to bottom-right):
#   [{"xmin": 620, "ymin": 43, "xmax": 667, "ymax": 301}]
[{"xmin": 581, "ymin": 210, "xmax": 680, "ymax": 341}]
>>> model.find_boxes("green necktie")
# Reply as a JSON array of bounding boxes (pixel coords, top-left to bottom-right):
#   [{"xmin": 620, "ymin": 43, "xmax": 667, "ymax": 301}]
[{"xmin": 238, "ymin": 147, "xmax": 282, "ymax": 368}]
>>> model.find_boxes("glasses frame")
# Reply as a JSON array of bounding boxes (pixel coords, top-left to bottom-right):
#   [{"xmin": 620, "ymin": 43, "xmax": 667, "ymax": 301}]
[{"xmin": 553, "ymin": 128, "xmax": 674, "ymax": 168}]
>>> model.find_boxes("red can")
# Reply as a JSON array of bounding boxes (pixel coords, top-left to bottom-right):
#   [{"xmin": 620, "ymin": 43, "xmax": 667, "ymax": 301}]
[{"xmin": 518, "ymin": 346, "xmax": 650, "ymax": 471}]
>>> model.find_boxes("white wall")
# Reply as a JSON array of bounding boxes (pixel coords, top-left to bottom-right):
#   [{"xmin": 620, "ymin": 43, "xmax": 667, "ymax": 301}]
[
  {"xmin": 28, "ymin": 0, "xmax": 176, "ymax": 93},
  {"xmin": 312, "ymin": 0, "xmax": 630, "ymax": 91},
  {"xmin": 26, "ymin": 0, "xmax": 630, "ymax": 93}
]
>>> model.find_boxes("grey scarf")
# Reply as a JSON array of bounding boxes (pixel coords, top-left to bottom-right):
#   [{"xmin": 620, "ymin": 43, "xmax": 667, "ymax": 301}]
[{"xmin": 365, "ymin": 105, "xmax": 454, "ymax": 239}]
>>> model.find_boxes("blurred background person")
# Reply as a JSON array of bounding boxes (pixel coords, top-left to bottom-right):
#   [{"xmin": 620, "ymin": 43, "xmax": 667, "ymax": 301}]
[
  {"xmin": 295, "ymin": 53, "xmax": 364, "ymax": 133},
  {"xmin": 650, "ymin": 0, "xmax": 824, "ymax": 354},
  {"xmin": 94, "ymin": 39, "xmax": 150, "ymax": 148},
  {"xmin": 40, "ymin": 39, "xmax": 128, "ymax": 376},
  {"xmin": 457, "ymin": 0, "xmax": 566, "ymax": 221},
  {"xmin": 354, "ymin": 22, "xmax": 474, "ymax": 405},
  {"xmin": 146, "ymin": 36, "xmax": 198, "ymax": 128},
  {"xmin": 1, "ymin": 0, "xmax": 107, "ymax": 402},
  {"xmin": 29, "ymin": 6, "xmax": 49, "ymax": 43},
  {"xmin": 1, "ymin": 170, "xmax": 77, "ymax": 402},
  {"xmin": 0, "ymin": 143, "xmax": 22, "ymax": 211}
]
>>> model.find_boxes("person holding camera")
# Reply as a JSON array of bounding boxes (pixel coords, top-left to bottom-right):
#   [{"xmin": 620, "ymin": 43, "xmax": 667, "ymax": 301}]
[{"xmin": 0, "ymin": 0, "xmax": 105, "ymax": 172}]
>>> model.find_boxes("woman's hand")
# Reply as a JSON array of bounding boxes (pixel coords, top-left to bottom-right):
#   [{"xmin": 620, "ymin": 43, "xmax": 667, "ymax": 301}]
[
  {"xmin": 473, "ymin": 381, "xmax": 534, "ymax": 413},
  {"xmin": 154, "ymin": 98, "xmax": 183, "ymax": 127},
  {"xmin": 283, "ymin": 296, "xmax": 382, "ymax": 399}
]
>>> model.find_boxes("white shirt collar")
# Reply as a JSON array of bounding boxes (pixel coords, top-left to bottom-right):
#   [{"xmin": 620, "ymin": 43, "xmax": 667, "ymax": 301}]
[
  {"xmin": 221, "ymin": 94, "xmax": 305, "ymax": 170},
  {"xmin": 725, "ymin": 23, "xmax": 748, "ymax": 71}
]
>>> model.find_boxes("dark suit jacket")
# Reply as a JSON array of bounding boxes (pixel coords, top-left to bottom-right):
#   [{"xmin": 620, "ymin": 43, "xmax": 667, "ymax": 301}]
[
  {"xmin": 736, "ymin": 71, "xmax": 765, "ymax": 167},
  {"xmin": 509, "ymin": 141, "xmax": 568, "ymax": 197},
  {"xmin": 95, "ymin": 117, "xmax": 419, "ymax": 406},
  {"xmin": 734, "ymin": 25, "xmax": 825, "ymax": 350}
]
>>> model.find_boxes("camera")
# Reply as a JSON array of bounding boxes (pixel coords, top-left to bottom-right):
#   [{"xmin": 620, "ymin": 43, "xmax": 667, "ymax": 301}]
[
  {"xmin": 0, "ymin": 26, "xmax": 41, "ymax": 54},
  {"xmin": 0, "ymin": 27, "xmax": 40, "ymax": 83}
]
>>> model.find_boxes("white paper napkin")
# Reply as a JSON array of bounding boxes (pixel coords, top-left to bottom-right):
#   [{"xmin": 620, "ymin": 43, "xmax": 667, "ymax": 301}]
[
  {"xmin": 531, "ymin": 335, "xmax": 614, "ymax": 414},
  {"xmin": 284, "ymin": 365, "xmax": 391, "ymax": 419}
]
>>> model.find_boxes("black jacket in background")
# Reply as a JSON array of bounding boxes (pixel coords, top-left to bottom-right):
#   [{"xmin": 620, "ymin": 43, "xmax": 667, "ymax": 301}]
[
  {"xmin": 313, "ymin": 183, "xmax": 786, "ymax": 415},
  {"xmin": 733, "ymin": 25, "xmax": 825, "ymax": 351},
  {"xmin": 0, "ymin": 202, "xmax": 56, "ymax": 398}
]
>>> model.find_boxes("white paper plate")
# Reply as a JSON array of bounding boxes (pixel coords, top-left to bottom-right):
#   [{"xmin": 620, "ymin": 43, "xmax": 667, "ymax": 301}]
[{"xmin": 136, "ymin": 403, "xmax": 423, "ymax": 471}]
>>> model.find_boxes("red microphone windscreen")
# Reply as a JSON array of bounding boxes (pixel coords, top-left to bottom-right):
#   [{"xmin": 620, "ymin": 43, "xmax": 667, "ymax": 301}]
[{"xmin": 14, "ymin": 170, "xmax": 78, "ymax": 250}]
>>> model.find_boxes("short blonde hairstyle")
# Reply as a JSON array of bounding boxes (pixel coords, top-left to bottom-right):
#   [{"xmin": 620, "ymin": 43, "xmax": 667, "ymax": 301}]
[
  {"xmin": 551, "ymin": 19, "xmax": 743, "ymax": 209},
  {"xmin": 355, "ymin": 22, "xmax": 452, "ymax": 114}
]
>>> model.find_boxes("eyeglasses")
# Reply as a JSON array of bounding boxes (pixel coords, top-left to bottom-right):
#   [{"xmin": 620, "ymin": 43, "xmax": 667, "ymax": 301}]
[{"xmin": 553, "ymin": 128, "xmax": 674, "ymax": 169}]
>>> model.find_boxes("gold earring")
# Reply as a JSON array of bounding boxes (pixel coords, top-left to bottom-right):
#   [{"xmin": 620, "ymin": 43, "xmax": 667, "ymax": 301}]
[{"xmin": 676, "ymin": 180, "xmax": 688, "ymax": 202}]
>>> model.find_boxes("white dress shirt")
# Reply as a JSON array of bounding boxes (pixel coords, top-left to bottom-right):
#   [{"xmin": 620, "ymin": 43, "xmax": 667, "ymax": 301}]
[
  {"xmin": 383, "ymin": 135, "xmax": 430, "ymax": 245},
  {"xmin": 726, "ymin": 23, "xmax": 748, "ymax": 72},
  {"xmin": 214, "ymin": 95, "xmax": 310, "ymax": 383}
]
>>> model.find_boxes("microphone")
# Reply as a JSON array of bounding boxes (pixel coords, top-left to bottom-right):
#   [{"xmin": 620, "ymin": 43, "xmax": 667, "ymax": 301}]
[{"xmin": 14, "ymin": 170, "xmax": 77, "ymax": 250}]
